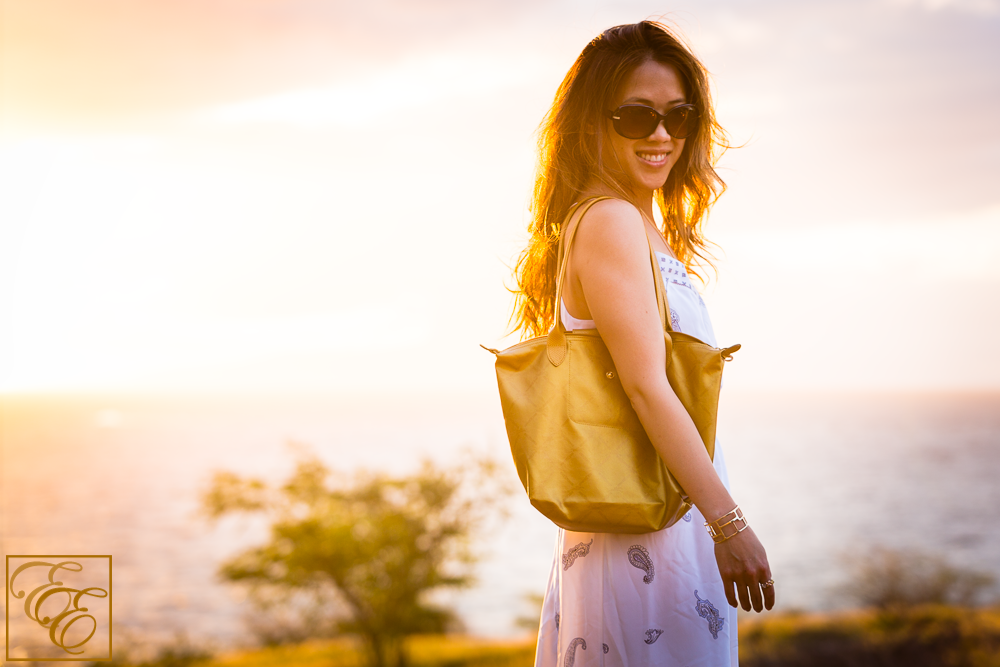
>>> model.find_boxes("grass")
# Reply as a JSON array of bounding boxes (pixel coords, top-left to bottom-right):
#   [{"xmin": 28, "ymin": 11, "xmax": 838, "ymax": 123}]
[
  {"xmin": 739, "ymin": 605, "xmax": 1000, "ymax": 667},
  {"xmin": 204, "ymin": 635, "xmax": 535, "ymax": 667},
  {"xmin": 99, "ymin": 606, "xmax": 1000, "ymax": 667}
]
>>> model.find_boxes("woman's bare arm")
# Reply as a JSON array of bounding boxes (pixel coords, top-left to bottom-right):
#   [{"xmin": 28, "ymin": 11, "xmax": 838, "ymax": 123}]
[{"xmin": 566, "ymin": 198, "xmax": 775, "ymax": 612}]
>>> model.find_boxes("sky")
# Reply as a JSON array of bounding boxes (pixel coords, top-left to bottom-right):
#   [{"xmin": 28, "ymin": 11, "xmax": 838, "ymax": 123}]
[{"xmin": 2, "ymin": 0, "xmax": 999, "ymax": 395}]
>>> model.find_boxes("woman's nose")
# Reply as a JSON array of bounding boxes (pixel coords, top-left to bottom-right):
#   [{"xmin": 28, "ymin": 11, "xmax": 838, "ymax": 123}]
[{"xmin": 649, "ymin": 119, "xmax": 672, "ymax": 141}]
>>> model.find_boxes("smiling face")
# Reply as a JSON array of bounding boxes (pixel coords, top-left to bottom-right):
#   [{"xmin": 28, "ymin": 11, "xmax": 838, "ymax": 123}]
[{"xmin": 604, "ymin": 59, "xmax": 688, "ymax": 201}]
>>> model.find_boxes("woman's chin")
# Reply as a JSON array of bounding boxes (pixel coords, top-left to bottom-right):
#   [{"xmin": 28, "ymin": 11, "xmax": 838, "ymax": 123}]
[{"xmin": 633, "ymin": 173, "xmax": 672, "ymax": 195}]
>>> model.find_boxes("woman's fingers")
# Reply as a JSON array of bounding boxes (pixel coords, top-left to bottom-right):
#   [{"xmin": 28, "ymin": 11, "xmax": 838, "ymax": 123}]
[
  {"xmin": 748, "ymin": 577, "xmax": 764, "ymax": 612},
  {"xmin": 762, "ymin": 576, "xmax": 776, "ymax": 610},
  {"xmin": 724, "ymin": 578, "xmax": 738, "ymax": 608},
  {"xmin": 729, "ymin": 575, "xmax": 771, "ymax": 612},
  {"xmin": 736, "ymin": 579, "xmax": 752, "ymax": 611}
]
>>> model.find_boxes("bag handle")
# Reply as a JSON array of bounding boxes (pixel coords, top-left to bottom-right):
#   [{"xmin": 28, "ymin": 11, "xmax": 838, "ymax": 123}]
[{"xmin": 547, "ymin": 197, "xmax": 674, "ymax": 365}]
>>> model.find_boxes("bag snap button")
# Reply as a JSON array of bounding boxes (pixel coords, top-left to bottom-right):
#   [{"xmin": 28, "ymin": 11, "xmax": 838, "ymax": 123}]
[{"xmin": 606, "ymin": 371, "xmax": 615, "ymax": 379}]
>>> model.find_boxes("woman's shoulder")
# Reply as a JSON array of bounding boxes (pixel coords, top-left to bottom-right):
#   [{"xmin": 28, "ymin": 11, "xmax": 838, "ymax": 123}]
[
  {"xmin": 580, "ymin": 196, "xmax": 642, "ymax": 221},
  {"xmin": 574, "ymin": 197, "xmax": 647, "ymax": 253}
]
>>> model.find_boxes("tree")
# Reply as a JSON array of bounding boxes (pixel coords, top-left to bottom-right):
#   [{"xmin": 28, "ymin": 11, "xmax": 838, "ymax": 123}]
[{"xmin": 201, "ymin": 452, "xmax": 508, "ymax": 667}]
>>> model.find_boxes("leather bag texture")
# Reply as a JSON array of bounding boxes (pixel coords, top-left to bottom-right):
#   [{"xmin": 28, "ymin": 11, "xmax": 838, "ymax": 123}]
[{"xmin": 488, "ymin": 197, "xmax": 740, "ymax": 534}]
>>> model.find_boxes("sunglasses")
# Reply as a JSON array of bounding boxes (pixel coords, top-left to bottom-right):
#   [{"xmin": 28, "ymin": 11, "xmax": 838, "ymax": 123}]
[{"xmin": 607, "ymin": 103, "xmax": 699, "ymax": 140}]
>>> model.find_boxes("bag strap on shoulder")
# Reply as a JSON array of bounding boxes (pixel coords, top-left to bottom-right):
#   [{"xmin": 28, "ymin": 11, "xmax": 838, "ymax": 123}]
[{"xmin": 547, "ymin": 197, "xmax": 673, "ymax": 366}]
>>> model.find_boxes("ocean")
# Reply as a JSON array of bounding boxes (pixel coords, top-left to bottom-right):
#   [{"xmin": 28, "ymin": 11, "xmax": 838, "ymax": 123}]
[{"xmin": 2, "ymin": 390, "xmax": 998, "ymax": 647}]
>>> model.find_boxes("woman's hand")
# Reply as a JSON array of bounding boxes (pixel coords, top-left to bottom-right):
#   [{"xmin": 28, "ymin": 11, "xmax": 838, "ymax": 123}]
[{"xmin": 714, "ymin": 526, "xmax": 774, "ymax": 612}]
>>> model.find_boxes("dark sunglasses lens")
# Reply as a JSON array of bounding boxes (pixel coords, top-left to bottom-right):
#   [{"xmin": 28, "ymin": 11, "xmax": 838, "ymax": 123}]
[
  {"xmin": 666, "ymin": 106, "xmax": 698, "ymax": 139},
  {"xmin": 617, "ymin": 106, "xmax": 658, "ymax": 139},
  {"xmin": 615, "ymin": 105, "xmax": 699, "ymax": 139}
]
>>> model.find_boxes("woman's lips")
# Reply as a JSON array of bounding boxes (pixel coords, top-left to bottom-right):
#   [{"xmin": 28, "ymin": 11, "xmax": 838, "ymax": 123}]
[{"xmin": 636, "ymin": 151, "xmax": 669, "ymax": 166}]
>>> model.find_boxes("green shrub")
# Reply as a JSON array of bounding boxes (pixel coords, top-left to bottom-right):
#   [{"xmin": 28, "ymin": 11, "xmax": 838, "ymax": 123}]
[
  {"xmin": 843, "ymin": 547, "xmax": 996, "ymax": 609},
  {"xmin": 740, "ymin": 606, "xmax": 1000, "ymax": 667}
]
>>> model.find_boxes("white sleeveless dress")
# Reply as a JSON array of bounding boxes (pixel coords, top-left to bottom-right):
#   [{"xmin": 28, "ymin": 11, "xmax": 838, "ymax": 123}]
[{"xmin": 534, "ymin": 252, "xmax": 739, "ymax": 667}]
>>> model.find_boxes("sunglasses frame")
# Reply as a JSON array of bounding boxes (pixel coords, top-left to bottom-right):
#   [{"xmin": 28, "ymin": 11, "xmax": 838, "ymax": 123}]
[{"xmin": 607, "ymin": 103, "xmax": 699, "ymax": 140}]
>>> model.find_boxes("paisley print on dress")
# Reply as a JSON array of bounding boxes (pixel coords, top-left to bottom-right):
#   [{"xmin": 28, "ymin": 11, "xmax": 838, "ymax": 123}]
[
  {"xmin": 682, "ymin": 510, "xmax": 693, "ymax": 523},
  {"xmin": 627, "ymin": 544, "xmax": 655, "ymax": 584},
  {"xmin": 644, "ymin": 628, "xmax": 664, "ymax": 644},
  {"xmin": 694, "ymin": 590, "xmax": 725, "ymax": 639},
  {"xmin": 562, "ymin": 539, "xmax": 594, "ymax": 570},
  {"xmin": 564, "ymin": 638, "xmax": 586, "ymax": 667},
  {"xmin": 670, "ymin": 307, "xmax": 681, "ymax": 330},
  {"xmin": 555, "ymin": 612, "xmax": 560, "ymax": 629},
  {"xmin": 602, "ymin": 643, "xmax": 609, "ymax": 654}
]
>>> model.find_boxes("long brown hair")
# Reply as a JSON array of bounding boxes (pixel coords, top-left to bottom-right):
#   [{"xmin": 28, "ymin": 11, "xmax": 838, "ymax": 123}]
[{"xmin": 511, "ymin": 21, "xmax": 728, "ymax": 339}]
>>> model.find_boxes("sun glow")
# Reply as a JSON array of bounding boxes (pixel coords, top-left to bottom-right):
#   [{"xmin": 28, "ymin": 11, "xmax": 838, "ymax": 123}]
[{"xmin": 2, "ymin": 2, "xmax": 998, "ymax": 395}]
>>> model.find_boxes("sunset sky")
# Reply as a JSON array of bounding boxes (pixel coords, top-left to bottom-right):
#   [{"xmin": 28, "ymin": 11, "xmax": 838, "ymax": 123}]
[{"xmin": 2, "ymin": 0, "xmax": 998, "ymax": 395}]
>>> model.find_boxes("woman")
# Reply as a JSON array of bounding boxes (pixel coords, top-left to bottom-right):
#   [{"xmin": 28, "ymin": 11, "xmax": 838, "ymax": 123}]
[{"xmin": 511, "ymin": 21, "xmax": 774, "ymax": 666}]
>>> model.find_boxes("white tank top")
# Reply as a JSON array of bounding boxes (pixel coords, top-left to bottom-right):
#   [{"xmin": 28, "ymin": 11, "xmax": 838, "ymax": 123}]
[{"xmin": 559, "ymin": 251, "xmax": 718, "ymax": 347}]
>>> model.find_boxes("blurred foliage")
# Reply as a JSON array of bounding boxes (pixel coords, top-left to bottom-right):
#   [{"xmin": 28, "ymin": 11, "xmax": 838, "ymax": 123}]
[
  {"xmin": 87, "ymin": 607, "xmax": 1000, "ymax": 667},
  {"xmin": 86, "ymin": 632, "xmax": 213, "ymax": 667},
  {"xmin": 237, "ymin": 584, "xmax": 343, "ymax": 646},
  {"xmin": 201, "ymin": 452, "xmax": 511, "ymax": 667},
  {"xmin": 740, "ymin": 605, "xmax": 1000, "ymax": 667},
  {"xmin": 843, "ymin": 547, "xmax": 996, "ymax": 609},
  {"xmin": 513, "ymin": 593, "xmax": 544, "ymax": 633},
  {"xmin": 209, "ymin": 636, "xmax": 534, "ymax": 667},
  {"xmin": 89, "ymin": 635, "xmax": 533, "ymax": 667}
]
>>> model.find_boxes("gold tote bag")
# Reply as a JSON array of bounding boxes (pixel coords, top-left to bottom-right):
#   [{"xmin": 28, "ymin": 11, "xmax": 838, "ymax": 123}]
[{"xmin": 485, "ymin": 197, "xmax": 740, "ymax": 534}]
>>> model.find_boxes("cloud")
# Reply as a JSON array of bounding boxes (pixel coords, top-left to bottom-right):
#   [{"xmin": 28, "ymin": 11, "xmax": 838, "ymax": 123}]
[
  {"xmin": 691, "ymin": 11, "xmax": 771, "ymax": 56},
  {"xmin": 716, "ymin": 204, "xmax": 1000, "ymax": 280},
  {"xmin": 204, "ymin": 52, "xmax": 552, "ymax": 126},
  {"xmin": 0, "ymin": 0, "xmax": 539, "ymax": 126},
  {"xmin": 884, "ymin": 0, "xmax": 1000, "ymax": 14}
]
